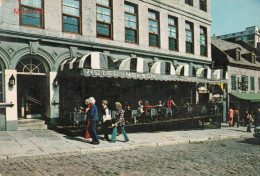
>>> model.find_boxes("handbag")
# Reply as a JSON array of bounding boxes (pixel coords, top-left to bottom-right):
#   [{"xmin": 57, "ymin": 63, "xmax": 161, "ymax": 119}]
[{"xmin": 103, "ymin": 114, "xmax": 112, "ymax": 122}]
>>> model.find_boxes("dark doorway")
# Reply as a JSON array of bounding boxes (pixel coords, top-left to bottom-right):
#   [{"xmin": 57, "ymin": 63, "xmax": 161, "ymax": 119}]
[{"xmin": 17, "ymin": 75, "xmax": 47, "ymax": 119}]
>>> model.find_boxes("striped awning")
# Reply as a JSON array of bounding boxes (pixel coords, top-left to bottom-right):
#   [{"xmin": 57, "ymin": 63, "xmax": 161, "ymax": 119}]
[
  {"xmin": 119, "ymin": 57, "xmax": 149, "ymax": 73},
  {"xmin": 150, "ymin": 61, "xmax": 175, "ymax": 75},
  {"xmin": 175, "ymin": 65, "xmax": 189, "ymax": 76},
  {"xmin": 196, "ymin": 68, "xmax": 211, "ymax": 79},
  {"xmin": 60, "ymin": 52, "xmax": 115, "ymax": 71}
]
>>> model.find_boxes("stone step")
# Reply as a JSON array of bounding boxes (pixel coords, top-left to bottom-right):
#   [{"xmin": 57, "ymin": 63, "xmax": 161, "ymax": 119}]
[
  {"xmin": 18, "ymin": 124, "xmax": 48, "ymax": 131},
  {"xmin": 18, "ymin": 119, "xmax": 45, "ymax": 125},
  {"xmin": 18, "ymin": 119, "xmax": 48, "ymax": 130}
]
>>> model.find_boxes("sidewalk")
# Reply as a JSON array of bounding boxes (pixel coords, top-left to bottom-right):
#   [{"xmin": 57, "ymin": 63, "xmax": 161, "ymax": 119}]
[{"xmin": 0, "ymin": 125, "xmax": 253, "ymax": 161}]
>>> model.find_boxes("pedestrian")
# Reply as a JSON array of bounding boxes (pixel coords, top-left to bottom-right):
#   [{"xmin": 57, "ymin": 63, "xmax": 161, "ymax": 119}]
[
  {"xmin": 110, "ymin": 102, "xmax": 129, "ymax": 143},
  {"xmin": 88, "ymin": 97, "xmax": 100, "ymax": 144},
  {"xmin": 101, "ymin": 100, "xmax": 111, "ymax": 141},
  {"xmin": 80, "ymin": 99, "xmax": 91, "ymax": 138},
  {"xmin": 233, "ymin": 108, "xmax": 239, "ymax": 127},
  {"xmin": 246, "ymin": 111, "xmax": 254, "ymax": 133},
  {"xmin": 228, "ymin": 107, "xmax": 234, "ymax": 127},
  {"xmin": 255, "ymin": 108, "xmax": 260, "ymax": 127}
]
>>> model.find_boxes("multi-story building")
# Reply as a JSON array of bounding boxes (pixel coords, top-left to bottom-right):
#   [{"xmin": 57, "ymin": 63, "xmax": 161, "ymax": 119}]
[
  {"xmin": 0, "ymin": 0, "xmax": 225, "ymax": 131},
  {"xmin": 215, "ymin": 26, "xmax": 260, "ymax": 49},
  {"xmin": 212, "ymin": 37, "xmax": 260, "ymax": 119}
]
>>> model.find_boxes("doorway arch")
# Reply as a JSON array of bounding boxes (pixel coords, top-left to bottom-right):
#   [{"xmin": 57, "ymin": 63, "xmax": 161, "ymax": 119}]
[{"xmin": 16, "ymin": 55, "xmax": 50, "ymax": 119}]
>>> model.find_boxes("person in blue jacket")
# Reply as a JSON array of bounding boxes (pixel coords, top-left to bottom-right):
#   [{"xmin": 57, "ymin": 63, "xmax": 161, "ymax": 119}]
[{"xmin": 87, "ymin": 97, "xmax": 99, "ymax": 145}]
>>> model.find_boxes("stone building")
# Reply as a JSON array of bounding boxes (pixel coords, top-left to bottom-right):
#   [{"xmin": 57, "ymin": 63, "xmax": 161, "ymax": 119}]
[
  {"xmin": 215, "ymin": 26, "xmax": 260, "ymax": 49},
  {"xmin": 0, "ymin": 0, "xmax": 225, "ymax": 131},
  {"xmin": 212, "ymin": 37, "xmax": 260, "ymax": 119}
]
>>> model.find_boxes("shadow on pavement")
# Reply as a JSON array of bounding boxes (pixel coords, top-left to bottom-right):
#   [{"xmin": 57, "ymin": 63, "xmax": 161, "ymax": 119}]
[{"xmin": 237, "ymin": 137, "xmax": 260, "ymax": 145}]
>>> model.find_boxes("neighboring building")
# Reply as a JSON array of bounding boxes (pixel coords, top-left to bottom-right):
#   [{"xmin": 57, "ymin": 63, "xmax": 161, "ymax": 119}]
[
  {"xmin": 0, "ymin": 0, "xmax": 225, "ymax": 131},
  {"xmin": 215, "ymin": 26, "xmax": 260, "ymax": 49},
  {"xmin": 212, "ymin": 37, "xmax": 260, "ymax": 120}
]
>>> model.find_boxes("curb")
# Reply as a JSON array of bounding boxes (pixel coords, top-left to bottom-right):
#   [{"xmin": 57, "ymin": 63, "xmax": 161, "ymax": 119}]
[{"xmin": 0, "ymin": 133, "xmax": 254, "ymax": 162}]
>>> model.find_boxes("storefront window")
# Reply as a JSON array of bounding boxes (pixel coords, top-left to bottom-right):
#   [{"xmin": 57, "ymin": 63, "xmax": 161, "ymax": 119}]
[
  {"xmin": 20, "ymin": 0, "xmax": 43, "ymax": 28},
  {"xmin": 62, "ymin": 0, "xmax": 81, "ymax": 34}
]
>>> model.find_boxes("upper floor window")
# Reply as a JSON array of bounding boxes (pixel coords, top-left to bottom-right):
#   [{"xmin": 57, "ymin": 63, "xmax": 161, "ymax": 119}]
[
  {"xmin": 125, "ymin": 2, "xmax": 138, "ymax": 44},
  {"xmin": 185, "ymin": 21, "xmax": 193, "ymax": 53},
  {"xmin": 258, "ymin": 77, "xmax": 260, "ymax": 91},
  {"xmin": 241, "ymin": 75, "xmax": 248, "ymax": 91},
  {"xmin": 148, "ymin": 10, "xmax": 160, "ymax": 47},
  {"xmin": 200, "ymin": 0, "xmax": 207, "ymax": 11},
  {"xmin": 62, "ymin": 0, "xmax": 81, "ymax": 34},
  {"xmin": 250, "ymin": 76, "xmax": 255, "ymax": 91},
  {"xmin": 96, "ymin": 0, "xmax": 112, "ymax": 39},
  {"xmin": 231, "ymin": 74, "xmax": 236, "ymax": 91},
  {"xmin": 20, "ymin": 0, "xmax": 43, "ymax": 28},
  {"xmin": 200, "ymin": 26, "xmax": 207, "ymax": 56},
  {"xmin": 168, "ymin": 16, "xmax": 178, "ymax": 51},
  {"xmin": 252, "ymin": 54, "xmax": 256, "ymax": 64},
  {"xmin": 236, "ymin": 50, "xmax": 241, "ymax": 61},
  {"xmin": 185, "ymin": 0, "xmax": 193, "ymax": 6}
]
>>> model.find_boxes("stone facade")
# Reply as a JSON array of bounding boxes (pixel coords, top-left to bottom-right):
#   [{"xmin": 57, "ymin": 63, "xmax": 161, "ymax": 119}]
[{"xmin": 0, "ymin": 0, "xmax": 216, "ymax": 130}]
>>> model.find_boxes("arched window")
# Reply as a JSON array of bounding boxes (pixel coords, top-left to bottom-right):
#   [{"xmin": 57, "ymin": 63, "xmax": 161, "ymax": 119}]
[
  {"xmin": 16, "ymin": 57, "xmax": 46, "ymax": 75},
  {"xmin": 0, "ymin": 62, "xmax": 3, "ymax": 103}
]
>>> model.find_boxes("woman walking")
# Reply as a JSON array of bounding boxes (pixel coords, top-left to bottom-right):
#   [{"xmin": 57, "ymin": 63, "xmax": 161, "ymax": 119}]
[
  {"xmin": 88, "ymin": 97, "xmax": 100, "ymax": 144},
  {"xmin": 110, "ymin": 102, "xmax": 129, "ymax": 142},
  {"xmin": 101, "ymin": 100, "xmax": 111, "ymax": 141},
  {"xmin": 80, "ymin": 99, "xmax": 91, "ymax": 138}
]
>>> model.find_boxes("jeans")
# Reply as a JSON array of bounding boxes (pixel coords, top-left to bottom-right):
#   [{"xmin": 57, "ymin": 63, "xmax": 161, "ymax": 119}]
[
  {"xmin": 111, "ymin": 126, "xmax": 129, "ymax": 142},
  {"xmin": 90, "ymin": 120, "xmax": 99, "ymax": 142}
]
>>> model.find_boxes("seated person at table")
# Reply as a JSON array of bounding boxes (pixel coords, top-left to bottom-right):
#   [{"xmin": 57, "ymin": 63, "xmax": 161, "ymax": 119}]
[{"xmin": 137, "ymin": 100, "xmax": 144, "ymax": 117}]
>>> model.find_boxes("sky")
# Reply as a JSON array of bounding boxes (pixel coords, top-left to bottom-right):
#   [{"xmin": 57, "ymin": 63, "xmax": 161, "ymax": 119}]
[{"xmin": 211, "ymin": 0, "xmax": 260, "ymax": 36}]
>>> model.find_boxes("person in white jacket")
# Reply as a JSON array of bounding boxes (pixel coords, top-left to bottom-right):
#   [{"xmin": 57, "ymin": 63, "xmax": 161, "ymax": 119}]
[{"xmin": 101, "ymin": 100, "xmax": 111, "ymax": 141}]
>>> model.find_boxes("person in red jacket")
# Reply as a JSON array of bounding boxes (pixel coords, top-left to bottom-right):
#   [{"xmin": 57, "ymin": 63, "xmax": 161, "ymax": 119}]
[
  {"xmin": 228, "ymin": 107, "xmax": 235, "ymax": 127},
  {"xmin": 80, "ymin": 99, "xmax": 91, "ymax": 138}
]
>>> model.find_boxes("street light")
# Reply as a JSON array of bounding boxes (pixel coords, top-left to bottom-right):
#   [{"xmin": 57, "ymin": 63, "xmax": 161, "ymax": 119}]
[
  {"xmin": 8, "ymin": 74, "xmax": 15, "ymax": 87},
  {"xmin": 53, "ymin": 77, "xmax": 59, "ymax": 87}
]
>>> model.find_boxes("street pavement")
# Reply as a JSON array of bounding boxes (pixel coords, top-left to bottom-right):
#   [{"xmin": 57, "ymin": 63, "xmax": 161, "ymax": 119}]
[
  {"xmin": 1, "ymin": 136, "xmax": 259, "ymax": 176},
  {"xmin": 0, "ymin": 125, "xmax": 255, "ymax": 161}
]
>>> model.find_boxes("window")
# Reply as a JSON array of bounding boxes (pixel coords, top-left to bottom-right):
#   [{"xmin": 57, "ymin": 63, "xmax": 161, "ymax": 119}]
[
  {"xmin": 236, "ymin": 50, "xmax": 241, "ymax": 61},
  {"xmin": 199, "ymin": 0, "xmax": 207, "ymax": 11},
  {"xmin": 168, "ymin": 16, "xmax": 178, "ymax": 51},
  {"xmin": 247, "ymin": 34, "xmax": 255, "ymax": 40},
  {"xmin": 96, "ymin": 0, "xmax": 112, "ymax": 39},
  {"xmin": 20, "ymin": 0, "xmax": 43, "ymax": 28},
  {"xmin": 241, "ymin": 75, "xmax": 248, "ymax": 91},
  {"xmin": 185, "ymin": 0, "xmax": 193, "ymax": 6},
  {"xmin": 148, "ymin": 10, "xmax": 160, "ymax": 47},
  {"xmin": 252, "ymin": 54, "xmax": 256, "ymax": 64},
  {"xmin": 258, "ymin": 77, "xmax": 260, "ymax": 91},
  {"xmin": 231, "ymin": 74, "xmax": 236, "ymax": 91},
  {"xmin": 125, "ymin": 2, "xmax": 138, "ymax": 44},
  {"xmin": 250, "ymin": 76, "xmax": 255, "ymax": 91},
  {"xmin": 62, "ymin": 0, "xmax": 81, "ymax": 34},
  {"xmin": 200, "ymin": 26, "xmax": 207, "ymax": 56},
  {"xmin": 185, "ymin": 21, "xmax": 193, "ymax": 53}
]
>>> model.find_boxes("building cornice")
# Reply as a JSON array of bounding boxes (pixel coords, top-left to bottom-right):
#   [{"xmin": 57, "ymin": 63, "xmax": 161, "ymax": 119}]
[{"xmin": 0, "ymin": 29, "xmax": 213, "ymax": 65}]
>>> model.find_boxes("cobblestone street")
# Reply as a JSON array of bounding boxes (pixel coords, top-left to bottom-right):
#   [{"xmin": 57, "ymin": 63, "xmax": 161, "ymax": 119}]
[{"xmin": 1, "ymin": 137, "xmax": 259, "ymax": 176}]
